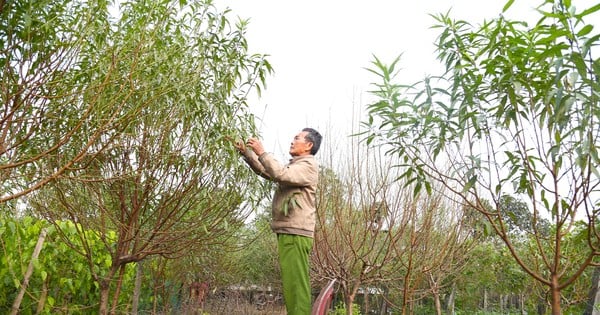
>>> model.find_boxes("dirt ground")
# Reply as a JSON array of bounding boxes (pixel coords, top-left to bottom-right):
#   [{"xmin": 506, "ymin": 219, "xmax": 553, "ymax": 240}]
[
  {"xmin": 197, "ymin": 292, "xmax": 286, "ymax": 315},
  {"xmin": 203, "ymin": 302, "xmax": 285, "ymax": 315}
]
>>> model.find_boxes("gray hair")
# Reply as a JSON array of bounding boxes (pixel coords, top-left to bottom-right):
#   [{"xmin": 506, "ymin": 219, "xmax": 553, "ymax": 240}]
[{"xmin": 302, "ymin": 128, "xmax": 322, "ymax": 155}]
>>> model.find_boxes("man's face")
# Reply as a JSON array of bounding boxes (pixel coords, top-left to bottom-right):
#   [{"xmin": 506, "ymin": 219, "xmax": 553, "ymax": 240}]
[{"xmin": 289, "ymin": 131, "xmax": 313, "ymax": 156}]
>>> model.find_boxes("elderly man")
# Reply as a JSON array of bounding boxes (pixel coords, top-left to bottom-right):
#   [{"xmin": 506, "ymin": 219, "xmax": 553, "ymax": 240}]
[{"xmin": 237, "ymin": 128, "xmax": 322, "ymax": 315}]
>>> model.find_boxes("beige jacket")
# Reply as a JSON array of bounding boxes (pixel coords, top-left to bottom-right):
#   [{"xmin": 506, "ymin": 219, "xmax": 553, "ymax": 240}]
[{"xmin": 242, "ymin": 149, "xmax": 318, "ymax": 238}]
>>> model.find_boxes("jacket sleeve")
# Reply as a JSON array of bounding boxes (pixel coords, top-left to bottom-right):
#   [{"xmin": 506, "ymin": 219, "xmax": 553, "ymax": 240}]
[
  {"xmin": 258, "ymin": 153, "xmax": 318, "ymax": 186},
  {"xmin": 240, "ymin": 148, "xmax": 271, "ymax": 180}
]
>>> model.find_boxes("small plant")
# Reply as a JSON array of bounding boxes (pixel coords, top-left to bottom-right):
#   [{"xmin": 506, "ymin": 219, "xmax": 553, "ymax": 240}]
[{"xmin": 329, "ymin": 301, "xmax": 362, "ymax": 315}]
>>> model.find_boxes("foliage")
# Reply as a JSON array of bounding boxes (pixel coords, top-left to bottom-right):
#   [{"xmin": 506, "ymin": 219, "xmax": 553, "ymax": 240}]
[
  {"xmin": 1, "ymin": 0, "xmax": 272, "ymax": 204},
  {"xmin": 235, "ymin": 211, "xmax": 280, "ymax": 287},
  {"xmin": 499, "ymin": 195, "xmax": 551, "ymax": 236},
  {"xmin": 0, "ymin": 215, "xmax": 136, "ymax": 314},
  {"xmin": 329, "ymin": 301, "xmax": 361, "ymax": 315},
  {"xmin": 361, "ymin": 0, "xmax": 600, "ymax": 313},
  {"xmin": 1, "ymin": 0, "xmax": 141, "ymax": 202}
]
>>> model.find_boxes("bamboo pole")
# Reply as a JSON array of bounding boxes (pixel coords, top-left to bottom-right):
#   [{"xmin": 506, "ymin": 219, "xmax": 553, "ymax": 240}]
[{"xmin": 11, "ymin": 228, "xmax": 48, "ymax": 315}]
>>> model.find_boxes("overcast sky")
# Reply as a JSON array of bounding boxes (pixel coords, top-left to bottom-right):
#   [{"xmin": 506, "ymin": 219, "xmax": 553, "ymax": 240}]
[{"xmin": 213, "ymin": 0, "xmax": 596, "ymax": 160}]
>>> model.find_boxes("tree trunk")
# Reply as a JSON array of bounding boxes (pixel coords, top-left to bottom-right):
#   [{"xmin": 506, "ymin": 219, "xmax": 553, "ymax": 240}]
[
  {"xmin": 110, "ymin": 264, "xmax": 127, "ymax": 314},
  {"xmin": 482, "ymin": 288, "xmax": 488, "ymax": 312},
  {"xmin": 131, "ymin": 261, "xmax": 143, "ymax": 314},
  {"xmin": 35, "ymin": 277, "xmax": 49, "ymax": 314},
  {"xmin": 99, "ymin": 279, "xmax": 111, "ymax": 315},
  {"xmin": 434, "ymin": 294, "xmax": 442, "ymax": 315},
  {"xmin": 11, "ymin": 228, "xmax": 47, "ymax": 315},
  {"xmin": 550, "ymin": 275, "xmax": 562, "ymax": 315},
  {"xmin": 585, "ymin": 266, "xmax": 600, "ymax": 315},
  {"xmin": 445, "ymin": 282, "xmax": 456, "ymax": 315},
  {"xmin": 363, "ymin": 288, "xmax": 369, "ymax": 315},
  {"xmin": 428, "ymin": 273, "xmax": 442, "ymax": 315},
  {"xmin": 346, "ymin": 292, "xmax": 356, "ymax": 315},
  {"xmin": 379, "ymin": 286, "xmax": 389, "ymax": 315}
]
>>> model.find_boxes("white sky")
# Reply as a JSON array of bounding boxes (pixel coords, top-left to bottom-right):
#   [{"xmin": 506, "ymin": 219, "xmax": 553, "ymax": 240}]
[{"xmin": 214, "ymin": 0, "xmax": 597, "ymax": 161}]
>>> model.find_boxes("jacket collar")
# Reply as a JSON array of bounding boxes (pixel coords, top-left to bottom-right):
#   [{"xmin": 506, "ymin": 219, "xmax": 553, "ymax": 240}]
[{"xmin": 289, "ymin": 154, "xmax": 314, "ymax": 163}]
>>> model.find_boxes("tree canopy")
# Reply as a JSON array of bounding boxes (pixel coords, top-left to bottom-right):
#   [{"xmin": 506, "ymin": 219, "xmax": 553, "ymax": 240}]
[
  {"xmin": 2, "ymin": 0, "xmax": 272, "ymax": 313},
  {"xmin": 362, "ymin": 0, "xmax": 600, "ymax": 313}
]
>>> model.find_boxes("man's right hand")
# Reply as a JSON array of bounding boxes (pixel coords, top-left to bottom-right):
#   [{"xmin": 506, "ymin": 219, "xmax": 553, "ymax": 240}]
[{"xmin": 246, "ymin": 138, "xmax": 265, "ymax": 156}]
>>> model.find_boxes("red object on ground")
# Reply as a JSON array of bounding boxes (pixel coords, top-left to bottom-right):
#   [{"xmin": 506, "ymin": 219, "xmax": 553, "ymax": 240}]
[{"xmin": 311, "ymin": 279, "xmax": 336, "ymax": 315}]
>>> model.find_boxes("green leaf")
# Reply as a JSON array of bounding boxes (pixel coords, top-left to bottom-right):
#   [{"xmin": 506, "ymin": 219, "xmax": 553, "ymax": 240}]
[
  {"xmin": 577, "ymin": 3, "xmax": 600, "ymax": 18},
  {"xmin": 290, "ymin": 198, "xmax": 300, "ymax": 209},
  {"xmin": 502, "ymin": 0, "xmax": 515, "ymax": 13},
  {"xmin": 571, "ymin": 52, "xmax": 588, "ymax": 77},
  {"xmin": 282, "ymin": 202, "xmax": 289, "ymax": 217},
  {"xmin": 463, "ymin": 176, "xmax": 477, "ymax": 192},
  {"xmin": 482, "ymin": 221, "xmax": 493, "ymax": 237},
  {"xmin": 576, "ymin": 24, "xmax": 593, "ymax": 37}
]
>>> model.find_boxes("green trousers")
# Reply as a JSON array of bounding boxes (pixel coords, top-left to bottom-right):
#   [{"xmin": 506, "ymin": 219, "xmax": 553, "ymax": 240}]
[{"xmin": 277, "ymin": 233, "xmax": 313, "ymax": 315}]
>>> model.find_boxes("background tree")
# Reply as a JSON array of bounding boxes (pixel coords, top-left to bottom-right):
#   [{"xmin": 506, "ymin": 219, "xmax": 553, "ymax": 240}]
[
  {"xmin": 312, "ymin": 131, "xmax": 475, "ymax": 315},
  {"xmin": 362, "ymin": 1, "xmax": 600, "ymax": 313},
  {"xmin": 236, "ymin": 211, "xmax": 280, "ymax": 289}
]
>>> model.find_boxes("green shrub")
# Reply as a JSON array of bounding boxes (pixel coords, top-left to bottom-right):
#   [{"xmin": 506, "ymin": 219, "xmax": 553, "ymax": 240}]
[{"xmin": 329, "ymin": 301, "xmax": 362, "ymax": 315}]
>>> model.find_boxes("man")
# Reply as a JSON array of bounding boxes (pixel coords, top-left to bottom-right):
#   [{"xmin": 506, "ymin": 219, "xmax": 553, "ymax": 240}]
[{"xmin": 236, "ymin": 128, "xmax": 322, "ymax": 315}]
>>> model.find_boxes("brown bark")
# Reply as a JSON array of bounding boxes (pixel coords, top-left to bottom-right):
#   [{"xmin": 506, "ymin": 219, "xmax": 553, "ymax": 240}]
[
  {"xmin": 550, "ymin": 274, "xmax": 562, "ymax": 315},
  {"xmin": 99, "ymin": 279, "xmax": 111, "ymax": 315}
]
